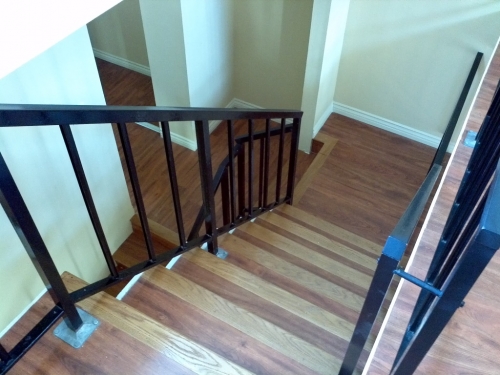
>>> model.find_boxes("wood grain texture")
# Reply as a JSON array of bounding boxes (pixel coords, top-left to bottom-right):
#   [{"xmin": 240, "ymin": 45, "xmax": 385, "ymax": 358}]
[
  {"xmin": 366, "ymin": 45, "xmax": 500, "ymax": 374},
  {"xmin": 141, "ymin": 267, "xmax": 340, "ymax": 374},
  {"xmin": 262, "ymin": 211, "xmax": 376, "ymax": 270},
  {"xmin": 238, "ymin": 221, "xmax": 372, "ymax": 289},
  {"xmin": 219, "ymin": 233, "xmax": 364, "ymax": 314},
  {"xmin": 124, "ymin": 278, "xmax": 319, "ymax": 375},
  {"xmin": 63, "ymin": 273, "xmax": 253, "ymax": 375},
  {"xmin": 276, "ymin": 204, "xmax": 382, "ymax": 257}
]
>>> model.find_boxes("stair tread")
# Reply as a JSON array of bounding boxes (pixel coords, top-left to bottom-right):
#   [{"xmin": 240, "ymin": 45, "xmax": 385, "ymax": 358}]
[
  {"xmin": 238, "ymin": 221, "xmax": 372, "ymax": 290},
  {"xmin": 141, "ymin": 266, "xmax": 340, "ymax": 374},
  {"xmin": 262, "ymin": 211, "xmax": 377, "ymax": 270},
  {"xmin": 219, "ymin": 234, "xmax": 364, "ymax": 313},
  {"xmin": 63, "ymin": 273, "xmax": 253, "ymax": 375},
  {"xmin": 276, "ymin": 204, "xmax": 382, "ymax": 256},
  {"xmin": 182, "ymin": 249, "xmax": 354, "ymax": 342},
  {"xmin": 123, "ymin": 274, "xmax": 320, "ymax": 375}
]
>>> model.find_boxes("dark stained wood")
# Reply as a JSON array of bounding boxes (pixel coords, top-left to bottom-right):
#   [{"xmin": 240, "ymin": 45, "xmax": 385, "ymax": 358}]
[{"xmin": 366, "ymin": 45, "xmax": 500, "ymax": 374}]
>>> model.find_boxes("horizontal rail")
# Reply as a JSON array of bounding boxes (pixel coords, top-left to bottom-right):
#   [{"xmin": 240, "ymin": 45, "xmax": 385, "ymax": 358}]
[
  {"xmin": 0, "ymin": 104, "xmax": 302, "ymax": 126},
  {"xmin": 383, "ymin": 163, "xmax": 442, "ymax": 260}
]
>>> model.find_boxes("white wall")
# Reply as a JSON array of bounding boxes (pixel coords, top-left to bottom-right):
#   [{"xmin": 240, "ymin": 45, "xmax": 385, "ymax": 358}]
[
  {"xmin": 334, "ymin": 0, "xmax": 500, "ymax": 143},
  {"xmin": 140, "ymin": 0, "xmax": 234, "ymax": 149},
  {"xmin": 0, "ymin": 26, "xmax": 134, "ymax": 335},
  {"xmin": 0, "ymin": 0, "xmax": 122, "ymax": 79},
  {"xmin": 300, "ymin": 0, "xmax": 351, "ymax": 151},
  {"xmin": 88, "ymin": 0, "xmax": 150, "ymax": 70}
]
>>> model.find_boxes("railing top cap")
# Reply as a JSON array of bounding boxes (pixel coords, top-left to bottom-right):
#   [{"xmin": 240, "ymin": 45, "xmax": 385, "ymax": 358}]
[{"xmin": 0, "ymin": 104, "xmax": 303, "ymax": 126}]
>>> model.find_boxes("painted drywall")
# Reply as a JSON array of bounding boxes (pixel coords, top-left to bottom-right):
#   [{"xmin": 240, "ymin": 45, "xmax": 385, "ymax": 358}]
[
  {"xmin": 0, "ymin": 26, "xmax": 134, "ymax": 335},
  {"xmin": 87, "ymin": 0, "xmax": 150, "ymax": 69},
  {"xmin": 139, "ymin": 0, "xmax": 234, "ymax": 148},
  {"xmin": 232, "ymin": 0, "xmax": 313, "ymax": 110},
  {"xmin": 0, "ymin": 0, "xmax": 122, "ymax": 79},
  {"xmin": 314, "ymin": 0, "xmax": 350, "ymax": 132},
  {"xmin": 300, "ymin": 0, "xmax": 351, "ymax": 151},
  {"xmin": 335, "ymin": 0, "xmax": 500, "ymax": 141},
  {"xmin": 181, "ymin": 0, "xmax": 233, "ymax": 108}
]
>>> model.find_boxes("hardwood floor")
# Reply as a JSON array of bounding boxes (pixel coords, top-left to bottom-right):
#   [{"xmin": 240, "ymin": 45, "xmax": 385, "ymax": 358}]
[
  {"xmin": 2, "ymin": 59, "xmax": 439, "ymax": 374},
  {"xmin": 95, "ymin": 57, "xmax": 434, "ymax": 247},
  {"xmin": 366, "ymin": 45, "xmax": 500, "ymax": 373}
]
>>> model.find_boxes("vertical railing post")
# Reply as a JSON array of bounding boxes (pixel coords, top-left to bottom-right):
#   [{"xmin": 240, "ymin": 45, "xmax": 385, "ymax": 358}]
[
  {"xmin": 160, "ymin": 121, "xmax": 187, "ymax": 246},
  {"xmin": 195, "ymin": 120, "xmax": 219, "ymax": 254},
  {"xmin": 0, "ymin": 343, "xmax": 10, "ymax": 362},
  {"xmin": 339, "ymin": 253, "xmax": 399, "ymax": 375},
  {"xmin": 221, "ymin": 167, "xmax": 231, "ymax": 226},
  {"xmin": 237, "ymin": 144, "xmax": 246, "ymax": 218},
  {"xmin": 275, "ymin": 118, "xmax": 286, "ymax": 203},
  {"xmin": 0, "ymin": 153, "xmax": 83, "ymax": 331},
  {"xmin": 286, "ymin": 117, "xmax": 301, "ymax": 204},
  {"xmin": 248, "ymin": 119, "xmax": 255, "ymax": 218},
  {"xmin": 59, "ymin": 125, "xmax": 118, "ymax": 278}
]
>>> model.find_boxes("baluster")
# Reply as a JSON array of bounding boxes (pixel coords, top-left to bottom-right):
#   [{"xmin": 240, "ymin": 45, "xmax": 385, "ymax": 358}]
[
  {"xmin": 258, "ymin": 137, "xmax": 265, "ymax": 208},
  {"xmin": 275, "ymin": 118, "xmax": 286, "ymax": 203},
  {"xmin": 195, "ymin": 120, "xmax": 218, "ymax": 254},
  {"xmin": 160, "ymin": 121, "xmax": 186, "ymax": 246},
  {"xmin": 237, "ymin": 144, "xmax": 246, "ymax": 217},
  {"xmin": 59, "ymin": 124, "xmax": 118, "ymax": 278},
  {"xmin": 0, "ymin": 153, "xmax": 83, "ymax": 331},
  {"xmin": 286, "ymin": 117, "xmax": 301, "ymax": 204},
  {"xmin": 117, "ymin": 123, "xmax": 156, "ymax": 261},
  {"xmin": 263, "ymin": 119, "xmax": 271, "ymax": 207},
  {"xmin": 248, "ymin": 119, "xmax": 254, "ymax": 217},
  {"xmin": 227, "ymin": 120, "xmax": 236, "ymax": 223},
  {"xmin": 221, "ymin": 167, "xmax": 231, "ymax": 226}
]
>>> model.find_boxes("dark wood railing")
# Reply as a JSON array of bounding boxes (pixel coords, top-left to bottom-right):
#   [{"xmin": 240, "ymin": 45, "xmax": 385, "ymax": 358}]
[
  {"xmin": 0, "ymin": 105, "xmax": 302, "ymax": 374},
  {"xmin": 339, "ymin": 51, "xmax": 484, "ymax": 374}
]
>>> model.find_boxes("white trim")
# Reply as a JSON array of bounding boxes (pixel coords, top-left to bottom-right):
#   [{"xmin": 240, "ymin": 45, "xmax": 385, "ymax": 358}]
[
  {"xmin": 171, "ymin": 132, "xmax": 197, "ymax": 151},
  {"xmin": 116, "ymin": 273, "xmax": 143, "ymax": 301},
  {"xmin": 135, "ymin": 122, "xmax": 160, "ymax": 133},
  {"xmin": 332, "ymin": 101, "xmax": 456, "ymax": 152},
  {"xmin": 0, "ymin": 289, "xmax": 46, "ymax": 338},
  {"xmin": 93, "ymin": 48, "xmax": 151, "ymax": 77},
  {"xmin": 230, "ymin": 98, "xmax": 263, "ymax": 110},
  {"xmin": 166, "ymin": 255, "xmax": 181, "ymax": 269},
  {"xmin": 313, "ymin": 103, "xmax": 333, "ymax": 138}
]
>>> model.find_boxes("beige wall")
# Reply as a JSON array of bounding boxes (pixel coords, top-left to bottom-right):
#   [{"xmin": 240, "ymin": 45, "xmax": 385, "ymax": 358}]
[
  {"xmin": 232, "ymin": 0, "xmax": 313, "ymax": 110},
  {"xmin": 334, "ymin": 0, "xmax": 500, "ymax": 140},
  {"xmin": 0, "ymin": 27, "xmax": 134, "ymax": 335},
  {"xmin": 88, "ymin": 0, "xmax": 149, "ymax": 68}
]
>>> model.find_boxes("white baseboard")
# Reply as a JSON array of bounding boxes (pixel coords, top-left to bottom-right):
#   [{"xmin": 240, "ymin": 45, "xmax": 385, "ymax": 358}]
[
  {"xmin": 313, "ymin": 103, "xmax": 333, "ymax": 138},
  {"xmin": 171, "ymin": 131, "xmax": 197, "ymax": 151},
  {"xmin": 93, "ymin": 48, "xmax": 151, "ymax": 77},
  {"xmin": 0, "ymin": 288, "xmax": 46, "ymax": 338},
  {"xmin": 332, "ymin": 101, "xmax": 455, "ymax": 152}
]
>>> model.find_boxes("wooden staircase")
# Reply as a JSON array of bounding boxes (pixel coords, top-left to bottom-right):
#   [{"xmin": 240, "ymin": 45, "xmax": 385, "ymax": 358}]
[{"xmin": 4, "ymin": 204, "xmax": 384, "ymax": 374}]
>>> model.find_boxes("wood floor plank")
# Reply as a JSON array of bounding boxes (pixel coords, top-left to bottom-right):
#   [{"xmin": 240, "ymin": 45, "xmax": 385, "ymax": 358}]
[
  {"xmin": 63, "ymin": 274, "xmax": 253, "ymax": 375},
  {"xmin": 124, "ymin": 278, "xmax": 317, "ymax": 375},
  {"xmin": 143, "ymin": 267, "xmax": 340, "ymax": 374},
  {"xmin": 182, "ymin": 249, "xmax": 355, "ymax": 342},
  {"xmin": 262, "ymin": 211, "xmax": 376, "ymax": 270},
  {"xmin": 233, "ymin": 229, "xmax": 369, "ymax": 298},
  {"xmin": 293, "ymin": 133, "xmax": 338, "ymax": 204},
  {"xmin": 220, "ymin": 234, "xmax": 364, "ymax": 313},
  {"xmin": 173, "ymin": 257, "xmax": 356, "ymax": 361},
  {"xmin": 2, "ymin": 294, "xmax": 196, "ymax": 375},
  {"xmin": 239, "ymin": 222, "xmax": 372, "ymax": 289},
  {"xmin": 276, "ymin": 204, "xmax": 382, "ymax": 257}
]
